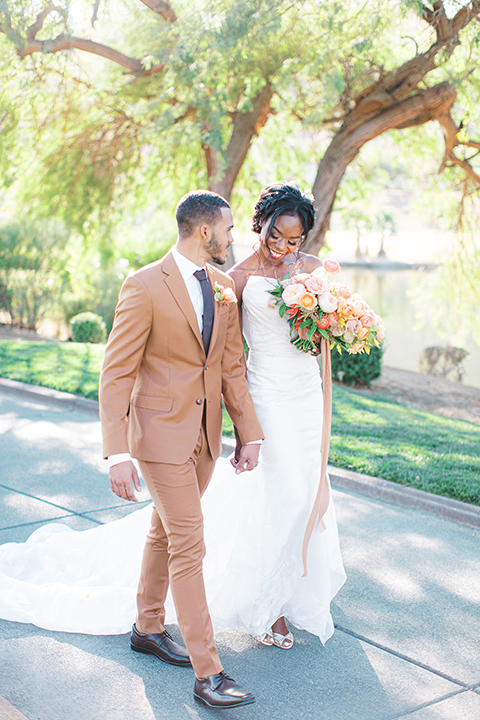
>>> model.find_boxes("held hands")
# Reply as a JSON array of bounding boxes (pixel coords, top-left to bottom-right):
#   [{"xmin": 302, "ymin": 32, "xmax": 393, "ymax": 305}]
[
  {"xmin": 230, "ymin": 443, "xmax": 260, "ymax": 474},
  {"xmin": 109, "ymin": 461, "xmax": 141, "ymax": 502}
]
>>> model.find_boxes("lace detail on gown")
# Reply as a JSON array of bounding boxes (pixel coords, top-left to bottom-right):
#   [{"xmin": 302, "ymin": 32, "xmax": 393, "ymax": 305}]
[{"xmin": 0, "ymin": 275, "xmax": 346, "ymax": 642}]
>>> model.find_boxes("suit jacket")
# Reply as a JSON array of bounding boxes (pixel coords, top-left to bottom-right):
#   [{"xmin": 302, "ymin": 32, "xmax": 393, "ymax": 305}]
[{"xmin": 99, "ymin": 250, "xmax": 263, "ymax": 464}]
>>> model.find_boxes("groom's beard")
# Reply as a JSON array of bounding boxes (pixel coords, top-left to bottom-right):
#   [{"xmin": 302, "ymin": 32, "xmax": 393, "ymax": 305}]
[{"xmin": 205, "ymin": 231, "xmax": 227, "ymax": 265}]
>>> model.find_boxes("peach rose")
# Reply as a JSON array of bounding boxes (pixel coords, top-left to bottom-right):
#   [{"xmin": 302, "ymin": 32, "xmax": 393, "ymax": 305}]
[
  {"xmin": 343, "ymin": 329, "xmax": 354, "ymax": 344},
  {"xmin": 318, "ymin": 291, "xmax": 338, "ymax": 313},
  {"xmin": 346, "ymin": 318, "xmax": 362, "ymax": 334},
  {"xmin": 305, "ymin": 274, "xmax": 327, "ymax": 294},
  {"xmin": 282, "ymin": 283, "xmax": 306, "ymax": 306},
  {"xmin": 298, "ymin": 291, "xmax": 318, "ymax": 310},
  {"xmin": 223, "ymin": 287, "xmax": 237, "ymax": 303},
  {"xmin": 376, "ymin": 324, "xmax": 386, "ymax": 342},
  {"xmin": 360, "ymin": 310, "xmax": 376, "ymax": 328},
  {"xmin": 291, "ymin": 273, "xmax": 311, "ymax": 285},
  {"xmin": 328, "ymin": 311, "xmax": 341, "ymax": 327},
  {"xmin": 337, "ymin": 298, "xmax": 354, "ymax": 319},
  {"xmin": 323, "ymin": 258, "xmax": 341, "ymax": 274},
  {"xmin": 330, "ymin": 325, "xmax": 344, "ymax": 337},
  {"xmin": 337, "ymin": 284, "xmax": 352, "ymax": 299},
  {"xmin": 351, "ymin": 298, "xmax": 367, "ymax": 316},
  {"xmin": 357, "ymin": 326, "xmax": 369, "ymax": 341}
]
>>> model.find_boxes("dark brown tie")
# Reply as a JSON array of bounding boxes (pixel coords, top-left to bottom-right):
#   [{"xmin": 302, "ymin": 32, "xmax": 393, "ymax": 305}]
[{"xmin": 193, "ymin": 269, "xmax": 214, "ymax": 355}]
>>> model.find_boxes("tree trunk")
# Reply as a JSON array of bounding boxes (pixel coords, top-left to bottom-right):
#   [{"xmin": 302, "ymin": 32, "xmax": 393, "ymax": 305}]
[
  {"xmin": 304, "ymin": 81, "xmax": 456, "ymax": 254},
  {"xmin": 208, "ymin": 82, "xmax": 273, "ymax": 201}
]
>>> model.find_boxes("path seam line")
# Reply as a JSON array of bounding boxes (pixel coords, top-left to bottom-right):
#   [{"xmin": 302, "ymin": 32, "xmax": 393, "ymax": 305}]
[{"xmin": 335, "ymin": 624, "xmax": 469, "ymax": 688}]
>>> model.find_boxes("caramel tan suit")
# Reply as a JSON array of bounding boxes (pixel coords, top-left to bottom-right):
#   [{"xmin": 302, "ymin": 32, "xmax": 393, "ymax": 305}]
[{"xmin": 99, "ymin": 251, "xmax": 263, "ymax": 677}]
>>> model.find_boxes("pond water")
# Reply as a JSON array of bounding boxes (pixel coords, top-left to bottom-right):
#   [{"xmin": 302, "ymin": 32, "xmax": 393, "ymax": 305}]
[{"xmin": 339, "ymin": 267, "xmax": 480, "ymax": 389}]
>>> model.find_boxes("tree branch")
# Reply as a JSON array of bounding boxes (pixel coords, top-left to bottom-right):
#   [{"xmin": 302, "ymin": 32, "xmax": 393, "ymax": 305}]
[
  {"xmin": 27, "ymin": 1, "xmax": 61, "ymax": 41},
  {"xmin": 421, "ymin": 0, "xmax": 480, "ymax": 40},
  {"xmin": 1, "ymin": 1, "xmax": 167, "ymax": 76},
  {"xmin": 305, "ymin": 82, "xmax": 457, "ymax": 253},
  {"xmin": 18, "ymin": 33, "xmax": 164, "ymax": 75},
  {"xmin": 138, "ymin": 0, "xmax": 177, "ymax": 22},
  {"xmin": 91, "ymin": 0, "xmax": 101, "ymax": 27},
  {"xmin": 451, "ymin": 0, "xmax": 480, "ymax": 35},
  {"xmin": 438, "ymin": 109, "xmax": 480, "ymax": 186}
]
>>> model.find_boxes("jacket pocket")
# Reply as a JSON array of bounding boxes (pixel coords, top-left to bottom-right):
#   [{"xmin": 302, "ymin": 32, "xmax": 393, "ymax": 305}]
[{"xmin": 131, "ymin": 394, "xmax": 173, "ymax": 412}]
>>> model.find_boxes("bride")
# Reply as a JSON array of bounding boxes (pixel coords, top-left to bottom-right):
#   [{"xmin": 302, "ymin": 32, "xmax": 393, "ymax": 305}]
[{"xmin": 0, "ymin": 183, "xmax": 345, "ymax": 647}]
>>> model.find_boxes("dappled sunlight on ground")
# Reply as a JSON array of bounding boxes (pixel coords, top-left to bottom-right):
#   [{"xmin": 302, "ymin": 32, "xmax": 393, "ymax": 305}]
[{"xmin": 334, "ymin": 488, "xmax": 480, "ymax": 684}]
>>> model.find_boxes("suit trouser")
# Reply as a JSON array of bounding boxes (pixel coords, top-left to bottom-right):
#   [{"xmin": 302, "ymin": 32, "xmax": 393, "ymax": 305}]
[{"xmin": 136, "ymin": 424, "xmax": 223, "ymax": 679}]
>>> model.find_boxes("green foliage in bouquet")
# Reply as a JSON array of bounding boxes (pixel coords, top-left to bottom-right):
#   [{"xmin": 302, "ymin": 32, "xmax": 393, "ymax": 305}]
[
  {"xmin": 71, "ymin": 312, "xmax": 106, "ymax": 344},
  {"xmin": 331, "ymin": 345, "xmax": 383, "ymax": 387}
]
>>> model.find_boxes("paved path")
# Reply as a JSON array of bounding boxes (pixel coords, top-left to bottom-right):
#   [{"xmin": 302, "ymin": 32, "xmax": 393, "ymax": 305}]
[{"xmin": 0, "ymin": 388, "xmax": 479, "ymax": 720}]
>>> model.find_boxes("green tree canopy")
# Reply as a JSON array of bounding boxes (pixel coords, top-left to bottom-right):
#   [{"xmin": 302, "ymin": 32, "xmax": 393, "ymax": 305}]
[{"xmin": 1, "ymin": 0, "xmax": 479, "ymax": 254}]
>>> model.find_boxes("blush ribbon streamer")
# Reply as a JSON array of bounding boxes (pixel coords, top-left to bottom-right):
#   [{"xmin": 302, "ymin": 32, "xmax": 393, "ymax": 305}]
[{"xmin": 301, "ymin": 337, "xmax": 332, "ymax": 576}]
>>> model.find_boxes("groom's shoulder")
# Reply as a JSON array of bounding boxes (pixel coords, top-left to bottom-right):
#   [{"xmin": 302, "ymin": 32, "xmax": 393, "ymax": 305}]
[
  {"xmin": 206, "ymin": 264, "xmax": 234, "ymax": 288},
  {"xmin": 131, "ymin": 251, "xmax": 173, "ymax": 285}
]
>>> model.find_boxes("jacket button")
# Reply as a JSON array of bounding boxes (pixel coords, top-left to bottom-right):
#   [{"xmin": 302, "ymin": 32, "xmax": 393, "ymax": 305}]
[
  {"xmin": 205, "ymin": 364, "xmax": 209, "ymax": 370},
  {"xmin": 196, "ymin": 398, "xmax": 202, "ymax": 405}
]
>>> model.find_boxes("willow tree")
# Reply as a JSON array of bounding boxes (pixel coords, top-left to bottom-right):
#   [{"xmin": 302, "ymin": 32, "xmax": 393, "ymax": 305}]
[{"xmin": 1, "ymin": 0, "xmax": 479, "ymax": 253}]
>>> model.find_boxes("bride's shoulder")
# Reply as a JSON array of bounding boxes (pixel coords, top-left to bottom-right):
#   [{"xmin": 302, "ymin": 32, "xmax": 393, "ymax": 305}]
[
  {"xmin": 227, "ymin": 255, "xmax": 258, "ymax": 300},
  {"xmin": 295, "ymin": 252, "xmax": 323, "ymax": 273},
  {"xmin": 229, "ymin": 253, "xmax": 258, "ymax": 274}
]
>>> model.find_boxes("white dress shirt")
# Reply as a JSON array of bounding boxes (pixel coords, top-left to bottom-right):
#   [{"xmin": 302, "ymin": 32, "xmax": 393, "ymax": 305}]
[{"xmin": 108, "ymin": 247, "xmax": 260, "ymax": 468}]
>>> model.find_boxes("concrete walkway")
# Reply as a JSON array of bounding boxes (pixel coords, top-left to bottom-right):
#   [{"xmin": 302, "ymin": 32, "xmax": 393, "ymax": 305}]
[{"xmin": 0, "ymin": 384, "xmax": 479, "ymax": 720}]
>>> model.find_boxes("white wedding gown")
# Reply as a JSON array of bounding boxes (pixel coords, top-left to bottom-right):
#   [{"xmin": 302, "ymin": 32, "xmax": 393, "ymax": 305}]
[{"xmin": 0, "ymin": 276, "xmax": 345, "ymax": 643}]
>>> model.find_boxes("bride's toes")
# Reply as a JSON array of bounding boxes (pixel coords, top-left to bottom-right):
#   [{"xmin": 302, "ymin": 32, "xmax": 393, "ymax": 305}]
[{"xmin": 271, "ymin": 629, "xmax": 294, "ymax": 650}]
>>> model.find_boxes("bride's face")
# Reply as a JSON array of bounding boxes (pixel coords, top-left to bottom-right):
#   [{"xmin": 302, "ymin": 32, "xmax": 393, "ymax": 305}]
[{"xmin": 260, "ymin": 214, "xmax": 303, "ymax": 262}]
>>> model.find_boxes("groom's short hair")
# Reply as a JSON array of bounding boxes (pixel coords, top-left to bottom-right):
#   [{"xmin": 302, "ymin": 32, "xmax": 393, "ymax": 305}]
[{"xmin": 176, "ymin": 190, "xmax": 230, "ymax": 238}]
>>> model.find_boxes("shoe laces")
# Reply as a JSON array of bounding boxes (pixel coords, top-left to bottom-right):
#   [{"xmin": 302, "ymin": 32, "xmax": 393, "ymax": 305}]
[{"xmin": 216, "ymin": 671, "xmax": 234, "ymax": 685}]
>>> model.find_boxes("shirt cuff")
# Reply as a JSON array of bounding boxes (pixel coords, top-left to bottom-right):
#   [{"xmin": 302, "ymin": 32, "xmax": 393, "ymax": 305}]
[
  {"xmin": 245, "ymin": 440, "xmax": 263, "ymax": 445},
  {"xmin": 108, "ymin": 452, "xmax": 133, "ymax": 468}
]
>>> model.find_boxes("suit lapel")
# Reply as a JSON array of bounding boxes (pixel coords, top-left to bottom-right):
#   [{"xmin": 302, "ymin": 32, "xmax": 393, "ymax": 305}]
[{"xmin": 163, "ymin": 252, "xmax": 204, "ymax": 353}]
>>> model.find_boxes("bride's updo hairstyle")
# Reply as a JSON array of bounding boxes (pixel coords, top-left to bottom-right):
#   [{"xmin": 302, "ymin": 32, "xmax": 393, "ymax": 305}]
[{"xmin": 251, "ymin": 182, "xmax": 315, "ymax": 248}]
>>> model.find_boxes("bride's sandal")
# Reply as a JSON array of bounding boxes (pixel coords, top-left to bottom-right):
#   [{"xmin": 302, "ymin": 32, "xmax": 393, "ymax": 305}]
[
  {"xmin": 254, "ymin": 629, "xmax": 275, "ymax": 646},
  {"xmin": 271, "ymin": 629, "xmax": 294, "ymax": 649}
]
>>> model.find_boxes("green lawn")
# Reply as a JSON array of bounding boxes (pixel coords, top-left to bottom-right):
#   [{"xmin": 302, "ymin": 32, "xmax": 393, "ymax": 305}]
[
  {"xmin": 0, "ymin": 340, "xmax": 104, "ymax": 400},
  {"xmin": 330, "ymin": 385, "xmax": 480, "ymax": 506},
  {"xmin": 1, "ymin": 339, "xmax": 479, "ymax": 506}
]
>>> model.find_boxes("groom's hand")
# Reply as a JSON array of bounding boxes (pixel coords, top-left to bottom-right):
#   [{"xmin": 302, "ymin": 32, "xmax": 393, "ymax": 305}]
[
  {"xmin": 231, "ymin": 444, "xmax": 260, "ymax": 474},
  {"xmin": 109, "ymin": 461, "xmax": 141, "ymax": 502}
]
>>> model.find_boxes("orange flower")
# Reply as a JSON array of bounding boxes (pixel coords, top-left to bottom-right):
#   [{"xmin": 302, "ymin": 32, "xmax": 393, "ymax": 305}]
[
  {"xmin": 347, "ymin": 342, "xmax": 365, "ymax": 354},
  {"xmin": 298, "ymin": 292, "xmax": 317, "ymax": 310},
  {"xmin": 316, "ymin": 315, "xmax": 330, "ymax": 329},
  {"xmin": 337, "ymin": 298, "xmax": 354, "ymax": 319}
]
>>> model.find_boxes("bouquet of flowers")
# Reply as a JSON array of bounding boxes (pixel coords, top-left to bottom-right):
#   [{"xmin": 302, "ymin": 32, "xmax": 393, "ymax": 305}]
[{"xmin": 268, "ymin": 258, "xmax": 386, "ymax": 355}]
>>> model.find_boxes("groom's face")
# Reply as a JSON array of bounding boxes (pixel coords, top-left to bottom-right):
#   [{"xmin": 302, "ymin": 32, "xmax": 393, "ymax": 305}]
[{"xmin": 204, "ymin": 207, "xmax": 234, "ymax": 265}]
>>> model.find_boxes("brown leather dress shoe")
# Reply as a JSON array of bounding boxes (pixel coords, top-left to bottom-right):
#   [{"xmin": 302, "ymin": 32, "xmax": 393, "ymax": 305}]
[
  {"xmin": 131, "ymin": 624, "xmax": 191, "ymax": 667},
  {"xmin": 194, "ymin": 671, "xmax": 256, "ymax": 708}
]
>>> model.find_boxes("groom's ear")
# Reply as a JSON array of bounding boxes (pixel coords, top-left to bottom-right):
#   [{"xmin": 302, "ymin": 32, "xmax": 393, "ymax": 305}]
[{"xmin": 199, "ymin": 222, "xmax": 211, "ymax": 240}]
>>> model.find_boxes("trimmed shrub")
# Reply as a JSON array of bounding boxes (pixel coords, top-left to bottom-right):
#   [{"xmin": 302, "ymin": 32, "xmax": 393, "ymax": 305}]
[
  {"xmin": 331, "ymin": 345, "xmax": 383, "ymax": 387},
  {"xmin": 71, "ymin": 312, "xmax": 106, "ymax": 344}
]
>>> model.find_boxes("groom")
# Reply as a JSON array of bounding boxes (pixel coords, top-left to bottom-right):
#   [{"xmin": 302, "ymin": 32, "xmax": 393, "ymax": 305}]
[{"xmin": 99, "ymin": 190, "xmax": 263, "ymax": 709}]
